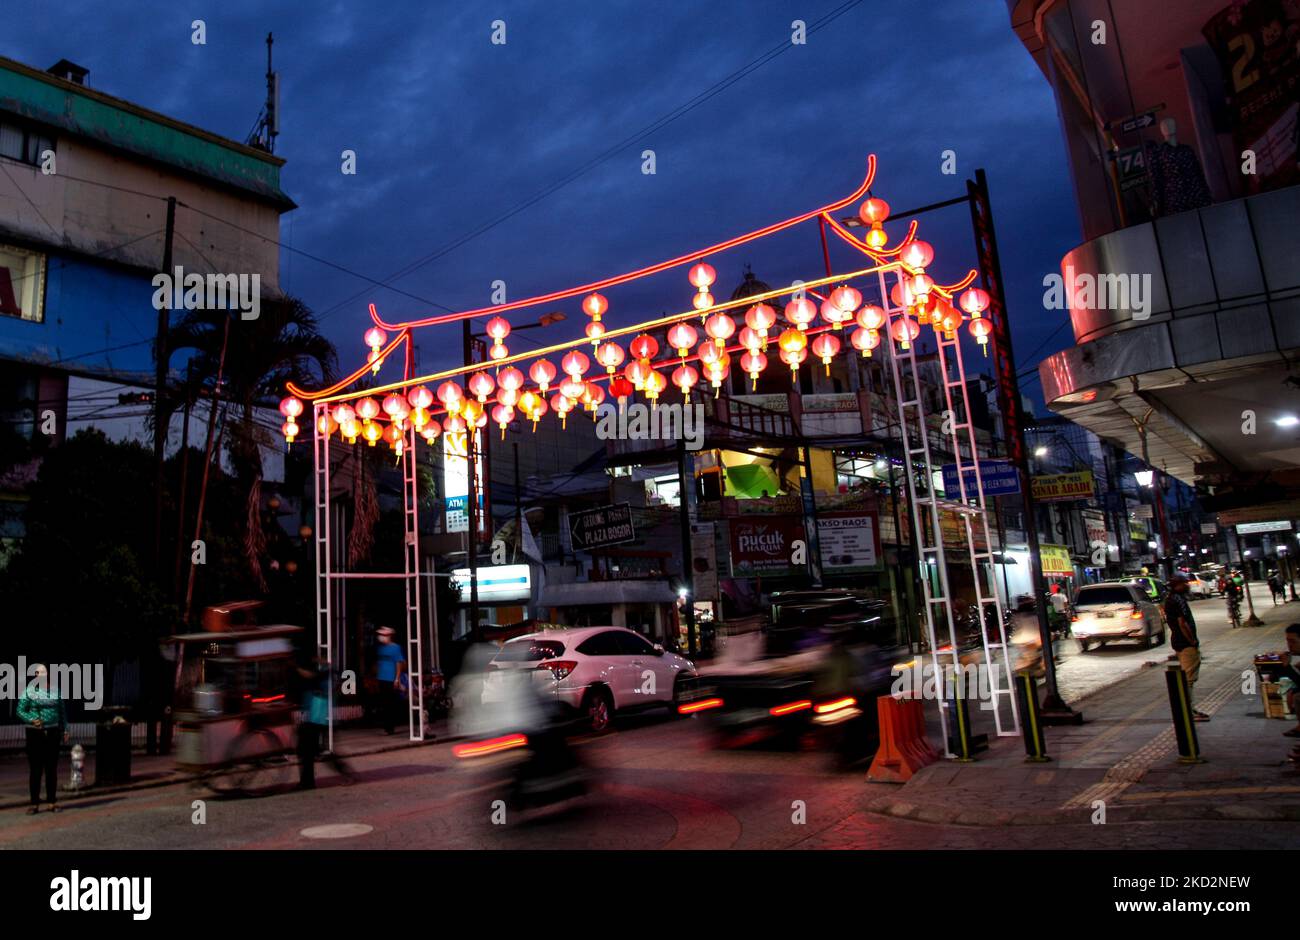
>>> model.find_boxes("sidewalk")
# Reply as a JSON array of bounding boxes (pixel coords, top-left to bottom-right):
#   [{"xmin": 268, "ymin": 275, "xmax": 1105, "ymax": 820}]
[
  {"xmin": 865, "ymin": 600, "xmax": 1300, "ymax": 827},
  {"xmin": 0, "ymin": 720, "xmax": 451, "ymax": 812}
]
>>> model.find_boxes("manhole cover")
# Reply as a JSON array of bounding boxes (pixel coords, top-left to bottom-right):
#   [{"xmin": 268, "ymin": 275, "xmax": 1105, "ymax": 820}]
[{"xmin": 300, "ymin": 823, "xmax": 373, "ymax": 840}]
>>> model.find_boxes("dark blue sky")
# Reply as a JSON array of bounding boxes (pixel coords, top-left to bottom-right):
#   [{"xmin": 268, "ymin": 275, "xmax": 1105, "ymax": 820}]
[{"xmin": 17, "ymin": 0, "xmax": 1081, "ymax": 410}]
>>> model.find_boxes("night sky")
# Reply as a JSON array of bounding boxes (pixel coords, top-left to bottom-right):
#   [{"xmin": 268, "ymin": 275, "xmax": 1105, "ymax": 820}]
[{"xmin": 15, "ymin": 0, "xmax": 1081, "ymax": 411}]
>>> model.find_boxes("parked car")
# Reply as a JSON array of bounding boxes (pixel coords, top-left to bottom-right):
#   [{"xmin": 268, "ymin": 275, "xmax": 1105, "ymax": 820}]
[
  {"xmin": 1184, "ymin": 573, "xmax": 1214, "ymax": 599},
  {"xmin": 1071, "ymin": 582, "xmax": 1165, "ymax": 651},
  {"xmin": 481, "ymin": 627, "xmax": 697, "ymax": 733}
]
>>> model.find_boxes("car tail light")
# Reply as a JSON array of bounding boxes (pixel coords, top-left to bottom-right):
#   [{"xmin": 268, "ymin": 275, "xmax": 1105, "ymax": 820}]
[
  {"xmin": 677, "ymin": 697, "xmax": 723, "ymax": 714},
  {"xmin": 1070, "ymin": 614, "xmax": 1078, "ymax": 622},
  {"xmin": 1130, "ymin": 607, "xmax": 1144, "ymax": 620},
  {"xmin": 813, "ymin": 696, "xmax": 857, "ymax": 715},
  {"xmin": 453, "ymin": 734, "xmax": 528, "ymax": 759},
  {"xmin": 536, "ymin": 660, "xmax": 577, "ymax": 680},
  {"xmin": 770, "ymin": 700, "xmax": 812, "ymax": 717}
]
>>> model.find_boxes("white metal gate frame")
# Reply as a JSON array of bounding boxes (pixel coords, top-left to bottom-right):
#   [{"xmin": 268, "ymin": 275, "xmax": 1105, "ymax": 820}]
[
  {"xmin": 312, "ymin": 402, "xmax": 426, "ymax": 747},
  {"xmin": 876, "ymin": 267, "xmax": 1019, "ymax": 756}
]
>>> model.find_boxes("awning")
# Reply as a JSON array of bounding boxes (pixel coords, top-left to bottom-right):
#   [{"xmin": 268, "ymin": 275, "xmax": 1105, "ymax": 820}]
[{"xmin": 538, "ymin": 580, "xmax": 677, "ymax": 606}]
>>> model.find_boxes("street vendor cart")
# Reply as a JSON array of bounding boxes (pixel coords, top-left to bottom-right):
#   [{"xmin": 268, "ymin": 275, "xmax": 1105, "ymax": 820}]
[{"xmin": 166, "ymin": 623, "xmax": 304, "ymax": 796}]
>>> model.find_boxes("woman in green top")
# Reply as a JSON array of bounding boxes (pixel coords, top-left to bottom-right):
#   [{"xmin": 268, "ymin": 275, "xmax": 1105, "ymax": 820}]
[{"xmin": 17, "ymin": 664, "xmax": 68, "ymax": 813}]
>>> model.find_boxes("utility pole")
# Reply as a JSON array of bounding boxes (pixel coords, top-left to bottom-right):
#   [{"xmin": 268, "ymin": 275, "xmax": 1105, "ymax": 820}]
[
  {"xmin": 676, "ymin": 439, "xmax": 697, "ymax": 656},
  {"xmin": 463, "ymin": 319, "xmax": 480, "ymax": 636},
  {"xmin": 968, "ymin": 169, "xmax": 1077, "ymax": 722},
  {"xmin": 153, "ymin": 196, "xmax": 176, "ymax": 575}
]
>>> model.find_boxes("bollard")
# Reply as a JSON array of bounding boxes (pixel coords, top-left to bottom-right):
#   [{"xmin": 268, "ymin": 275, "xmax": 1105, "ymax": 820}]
[
  {"xmin": 69, "ymin": 743, "xmax": 85, "ymax": 791},
  {"xmin": 1015, "ymin": 673, "xmax": 1050, "ymax": 763},
  {"xmin": 946, "ymin": 692, "xmax": 977, "ymax": 762},
  {"xmin": 1164, "ymin": 664, "xmax": 1205, "ymax": 764}
]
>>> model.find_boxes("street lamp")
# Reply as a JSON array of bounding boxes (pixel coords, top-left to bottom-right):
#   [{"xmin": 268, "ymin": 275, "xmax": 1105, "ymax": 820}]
[
  {"xmin": 1034, "ymin": 446, "xmax": 1048, "ymax": 458},
  {"xmin": 1134, "ymin": 470, "xmax": 1154, "ymax": 487}
]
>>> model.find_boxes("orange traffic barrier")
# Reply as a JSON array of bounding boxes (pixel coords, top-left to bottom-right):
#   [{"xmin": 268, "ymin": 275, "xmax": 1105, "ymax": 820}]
[{"xmin": 867, "ymin": 695, "xmax": 940, "ymax": 783}]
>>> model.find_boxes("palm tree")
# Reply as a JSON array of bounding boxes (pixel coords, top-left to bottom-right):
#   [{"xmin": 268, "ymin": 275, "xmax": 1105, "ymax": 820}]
[{"xmin": 167, "ymin": 295, "xmax": 336, "ymax": 591}]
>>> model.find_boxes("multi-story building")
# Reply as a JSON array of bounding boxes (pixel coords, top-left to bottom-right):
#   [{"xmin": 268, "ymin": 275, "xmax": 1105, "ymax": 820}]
[{"xmin": 0, "ymin": 54, "xmax": 295, "ymax": 548}]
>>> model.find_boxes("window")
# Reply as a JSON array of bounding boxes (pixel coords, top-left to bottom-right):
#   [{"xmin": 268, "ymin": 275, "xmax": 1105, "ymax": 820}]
[
  {"xmin": 576, "ymin": 632, "xmax": 623, "ymax": 656},
  {"xmin": 615, "ymin": 631, "xmax": 656, "ymax": 656},
  {"xmin": 1076, "ymin": 586, "xmax": 1137, "ymax": 606},
  {"xmin": 0, "ymin": 119, "xmax": 55, "ymax": 169},
  {"xmin": 494, "ymin": 639, "xmax": 565, "ymax": 663},
  {"xmin": 0, "ymin": 243, "xmax": 46, "ymax": 322}
]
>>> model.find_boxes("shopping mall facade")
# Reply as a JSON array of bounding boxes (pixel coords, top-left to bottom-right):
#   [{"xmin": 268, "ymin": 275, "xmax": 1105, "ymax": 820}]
[{"xmin": 1010, "ymin": 0, "xmax": 1300, "ymax": 531}]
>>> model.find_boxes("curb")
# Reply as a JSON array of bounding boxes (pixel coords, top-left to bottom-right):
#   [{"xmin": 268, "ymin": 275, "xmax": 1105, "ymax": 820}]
[
  {"xmin": 864, "ymin": 795, "xmax": 1300, "ymax": 827},
  {"xmin": 0, "ymin": 732, "xmax": 457, "ymax": 812}
]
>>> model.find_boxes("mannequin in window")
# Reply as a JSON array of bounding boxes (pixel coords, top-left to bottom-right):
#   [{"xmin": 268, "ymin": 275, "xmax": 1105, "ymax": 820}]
[{"xmin": 1144, "ymin": 118, "xmax": 1212, "ymax": 216}]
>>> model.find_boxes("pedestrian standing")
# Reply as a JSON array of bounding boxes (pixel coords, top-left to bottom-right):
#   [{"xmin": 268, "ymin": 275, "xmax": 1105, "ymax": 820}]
[
  {"xmin": 1268, "ymin": 569, "xmax": 1283, "ymax": 605},
  {"xmin": 1163, "ymin": 576, "xmax": 1209, "ymax": 722},
  {"xmin": 374, "ymin": 627, "xmax": 406, "ymax": 735},
  {"xmin": 17, "ymin": 664, "xmax": 68, "ymax": 814}
]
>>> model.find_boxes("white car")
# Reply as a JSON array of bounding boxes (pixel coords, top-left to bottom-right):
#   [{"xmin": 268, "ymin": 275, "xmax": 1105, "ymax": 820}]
[
  {"xmin": 1071, "ymin": 582, "xmax": 1165, "ymax": 652},
  {"xmin": 1185, "ymin": 574, "xmax": 1216, "ymax": 598},
  {"xmin": 482, "ymin": 627, "xmax": 697, "ymax": 732}
]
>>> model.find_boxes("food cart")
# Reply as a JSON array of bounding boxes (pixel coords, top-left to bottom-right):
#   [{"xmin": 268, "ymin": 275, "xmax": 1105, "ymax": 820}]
[{"xmin": 167, "ymin": 623, "xmax": 304, "ymax": 796}]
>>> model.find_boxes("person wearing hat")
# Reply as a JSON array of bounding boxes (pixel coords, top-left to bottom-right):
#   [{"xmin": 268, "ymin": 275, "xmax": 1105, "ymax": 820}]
[
  {"xmin": 1163, "ymin": 576, "xmax": 1209, "ymax": 722},
  {"xmin": 17, "ymin": 664, "xmax": 69, "ymax": 813},
  {"xmin": 374, "ymin": 627, "xmax": 406, "ymax": 735}
]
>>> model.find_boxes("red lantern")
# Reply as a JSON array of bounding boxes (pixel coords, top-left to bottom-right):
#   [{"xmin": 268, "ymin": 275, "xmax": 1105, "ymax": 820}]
[
  {"xmin": 740, "ymin": 350, "xmax": 767, "ymax": 389},
  {"xmin": 363, "ymin": 326, "xmax": 387, "ymax": 352},
  {"xmin": 596, "ymin": 341, "xmax": 625, "ymax": 374},
  {"xmin": 810, "ymin": 333, "xmax": 841, "ymax": 373},
  {"xmin": 745, "ymin": 303, "xmax": 777, "ymax": 347},
  {"xmin": 688, "ymin": 262, "xmax": 716, "ymax": 289},
  {"xmin": 279, "ymin": 396, "xmax": 303, "ymax": 419},
  {"xmin": 890, "ymin": 279, "xmax": 917, "ymax": 310},
  {"xmin": 820, "ymin": 297, "xmax": 853, "ymax": 330},
  {"xmin": 706, "ymin": 355, "xmax": 730, "ymax": 390},
  {"xmin": 355, "ymin": 397, "xmax": 381, "ymax": 423},
  {"xmin": 610, "ymin": 375, "xmax": 635, "ymax": 404},
  {"xmin": 384, "ymin": 423, "xmax": 404, "ymax": 453},
  {"xmin": 489, "ymin": 343, "xmax": 509, "ymax": 361},
  {"xmin": 421, "ymin": 418, "xmax": 441, "ymax": 443},
  {"xmin": 629, "ymin": 333, "xmax": 659, "ymax": 364},
  {"xmin": 705, "ymin": 311, "xmax": 735, "ymax": 347},
  {"xmin": 858, "ymin": 197, "xmax": 890, "ymax": 224},
  {"xmin": 436, "ymin": 381, "xmax": 464, "ymax": 415},
  {"xmin": 559, "ymin": 376, "xmax": 586, "ymax": 402},
  {"xmin": 282, "ymin": 420, "xmax": 298, "ymax": 444},
  {"xmin": 785, "ymin": 297, "xmax": 816, "ymax": 330},
  {"xmin": 857, "ymin": 303, "xmax": 887, "ymax": 331},
  {"xmin": 851, "ymin": 327, "xmax": 881, "ymax": 358},
  {"xmin": 779, "ymin": 346, "xmax": 807, "ymax": 375},
  {"xmin": 550, "ymin": 392, "xmax": 574, "ymax": 428},
  {"xmin": 408, "ymin": 385, "xmax": 434, "ymax": 410},
  {"xmin": 491, "ymin": 404, "xmax": 515, "ymax": 438},
  {"xmin": 934, "ymin": 298, "xmax": 963, "ymax": 337},
  {"xmin": 624, "ymin": 359, "xmax": 650, "ymax": 391},
  {"xmin": 666, "ymin": 323, "xmax": 697, "ymax": 358},
  {"xmin": 561, "ymin": 349, "xmax": 590, "ymax": 379},
  {"xmin": 697, "ymin": 340, "xmax": 722, "ymax": 367},
  {"xmin": 497, "ymin": 386, "xmax": 520, "ymax": 408},
  {"xmin": 498, "ymin": 366, "xmax": 525, "ymax": 392},
  {"xmin": 316, "ymin": 412, "xmax": 338, "ymax": 437},
  {"xmin": 582, "ymin": 292, "xmax": 608, "ymax": 319},
  {"xmin": 672, "ymin": 364, "xmax": 699, "ymax": 401},
  {"xmin": 486, "ymin": 315, "xmax": 511, "ymax": 345},
  {"xmin": 468, "ymin": 371, "xmax": 495, "ymax": 402},
  {"xmin": 443, "ymin": 414, "xmax": 467, "ymax": 436},
  {"xmin": 382, "ymin": 392, "xmax": 410, "ymax": 425},
  {"xmin": 959, "ymin": 287, "xmax": 990, "ymax": 317},
  {"xmin": 899, "ymin": 239, "xmax": 934, "ymax": 270},
  {"xmin": 643, "ymin": 369, "xmax": 667, "ymax": 402},
  {"xmin": 829, "ymin": 285, "xmax": 862, "ymax": 314},
  {"xmin": 891, "ymin": 317, "xmax": 920, "ymax": 350},
  {"xmin": 692, "ymin": 291, "xmax": 714, "ymax": 312},
  {"xmin": 529, "ymin": 359, "xmax": 557, "ymax": 392},
  {"xmin": 585, "ymin": 320, "xmax": 606, "ymax": 345},
  {"xmin": 332, "ymin": 403, "xmax": 356, "ymax": 426},
  {"xmin": 969, "ymin": 316, "xmax": 992, "ymax": 354},
  {"xmin": 738, "ymin": 326, "xmax": 762, "ymax": 351}
]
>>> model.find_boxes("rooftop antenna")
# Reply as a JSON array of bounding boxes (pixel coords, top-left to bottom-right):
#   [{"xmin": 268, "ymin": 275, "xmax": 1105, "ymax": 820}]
[{"xmin": 247, "ymin": 32, "xmax": 279, "ymax": 153}]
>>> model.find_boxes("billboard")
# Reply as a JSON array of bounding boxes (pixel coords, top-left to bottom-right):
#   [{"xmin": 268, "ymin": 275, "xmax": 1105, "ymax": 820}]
[
  {"xmin": 1031, "ymin": 471, "xmax": 1095, "ymax": 502},
  {"xmin": 730, "ymin": 516, "xmax": 805, "ymax": 577},
  {"xmin": 817, "ymin": 512, "xmax": 881, "ymax": 571}
]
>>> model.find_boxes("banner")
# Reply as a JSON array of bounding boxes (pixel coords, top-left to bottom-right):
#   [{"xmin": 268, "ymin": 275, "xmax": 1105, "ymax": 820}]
[
  {"xmin": 568, "ymin": 503, "xmax": 636, "ymax": 550},
  {"xmin": 1031, "ymin": 470, "xmax": 1095, "ymax": 502},
  {"xmin": 1039, "ymin": 543, "xmax": 1074, "ymax": 576},
  {"xmin": 817, "ymin": 512, "xmax": 881, "ymax": 571},
  {"xmin": 729, "ymin": 516, "xmax": 805, "ymax": 576},
  {"xmin": 941, "ymin": 459, "xmax": 1021, "ymax": 497}
]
